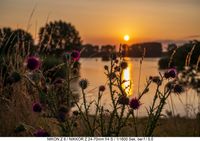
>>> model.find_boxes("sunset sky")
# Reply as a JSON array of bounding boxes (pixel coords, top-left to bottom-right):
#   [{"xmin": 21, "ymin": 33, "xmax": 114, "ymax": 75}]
[{"xmin": 0, "ymin": 0, "xmax": 200, "ymax": 45}]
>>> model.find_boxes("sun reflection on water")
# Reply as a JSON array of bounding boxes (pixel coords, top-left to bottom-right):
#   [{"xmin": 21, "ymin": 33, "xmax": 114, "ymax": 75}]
[{"xmin": 122, "ymin": 63, "xmax": 132, "ymax": 97}]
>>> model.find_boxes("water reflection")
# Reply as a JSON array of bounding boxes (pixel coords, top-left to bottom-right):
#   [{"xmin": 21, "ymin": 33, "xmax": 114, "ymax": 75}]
[
  {"xmin": 80, "ymin": 58, "xmax": 199, "ymax": 117},
  {"xmin": 122, "ymin": 62, "xmax": 133, "ymax": 97}
]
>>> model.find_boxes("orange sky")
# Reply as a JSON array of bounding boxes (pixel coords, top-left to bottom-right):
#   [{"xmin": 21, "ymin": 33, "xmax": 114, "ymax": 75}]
[{"xmin": 0, "ymin": 0, "xmax": 200, "ymax": 45}]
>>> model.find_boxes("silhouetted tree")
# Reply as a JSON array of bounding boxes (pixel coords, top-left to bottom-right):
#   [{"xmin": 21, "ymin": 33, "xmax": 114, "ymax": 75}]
[
  {"xmin": 81, "ymin": 44, "xmax": 99, "ymax": 57},
  {"xmin": 158, "ymin": 41, "xmax": 200, "ymax": 70},
  {"xmin": 173, "ymin": 41, "xmax": 200, "ymax": 70},
  {"xmin": 38, "ymin": 20, "xmax": 82, "ymax": 53},
  {"xmin": 0, "ymin": 27, "xmax": 34, "ymax": 56},
  {"xmin": 129, "ymin": 42, "xmax": 162, "ymax": 57},
  {"xmin": 100, "ymin": 45, "xmax": 116, "ymax": 61}
]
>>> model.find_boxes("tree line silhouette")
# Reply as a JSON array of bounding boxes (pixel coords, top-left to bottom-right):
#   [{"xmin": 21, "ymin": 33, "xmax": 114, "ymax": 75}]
[
  {"xmin": 0, "ymin": 20, "xmax": 164, "ymax": 58},
  {"xmin": 1, "ymin": 20, "xmax": 199, "ymax": 65}
]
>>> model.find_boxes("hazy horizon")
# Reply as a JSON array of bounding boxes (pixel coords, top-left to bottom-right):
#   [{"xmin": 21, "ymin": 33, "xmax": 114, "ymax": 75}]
[{"xmin": 0, "ymin": 0, "xmax": 200, "ymax": 46}]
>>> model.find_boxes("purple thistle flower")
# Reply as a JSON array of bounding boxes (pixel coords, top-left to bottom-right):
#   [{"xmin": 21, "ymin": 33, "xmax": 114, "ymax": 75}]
[
  {"xmin": 168, "ymin": 68, "xmax": 177, "ymax": 78},
  {"xmin": 26, "ymin": 56, "xmax": 41, "ymax": 71},
  {"xmin": 71, "ymin": 50, "xmax": 80, "ymax": 61},
  {"xmin": 33, "ymin": 129, "xmax": 50, "ymax": 137},
  {"xmin": 32, "ymin": 103, "xmax": 42, "ymax": 113},
  {"xmin": 164, "ymin": 68, "xmax": 177, "ymax": 79},
  {"xmin": 129, "ymin": 98, "xmax": 141, "ymax": 110}
]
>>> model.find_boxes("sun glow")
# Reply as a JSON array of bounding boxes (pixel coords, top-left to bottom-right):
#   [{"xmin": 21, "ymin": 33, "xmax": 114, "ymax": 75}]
[{"xmin": 124, "ymin": 35, "xmax": 130, "ymax": 41}]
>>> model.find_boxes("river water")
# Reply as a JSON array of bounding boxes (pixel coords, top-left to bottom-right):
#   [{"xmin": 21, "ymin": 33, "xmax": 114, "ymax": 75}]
[{"xmin": 76, "ymin": 58, "xmax": 199, "ymax": 117}]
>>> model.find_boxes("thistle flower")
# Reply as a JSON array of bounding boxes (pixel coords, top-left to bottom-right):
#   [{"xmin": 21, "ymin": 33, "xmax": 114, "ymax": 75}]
[
  {"xmin": 164, "ymin": 68, "xmax": 177, "ymax": 79},
  {"xmin": 33, "ymin": 129, "xmax": 50, "ymax": 137},
  {"xmin": 151, "ymin": 76, "xmax": 162, "ymax": 85},
  {"xmin": 174, "ymin": 84, "xmax": 184, "ymax": 94},
  {"xmin": 26, "ymin": 56, "xmax": 41, "ymax": 71},
  {"xmin": 32, "ymin": 103, "xmax": 42, "ymax": 113},
  {"xmin": 73, "ymin": 110, "xmax": 79, "ymax": 116},
  {"xmin": 104, "ymin": 65, "xmax": 109, "ymax": 70},
  {"xmin": 118, "ymin": 95, "xmax": 129, "ymax": 105},
  {"xmin": 168, "ymin": 68, "xmax": 177, "ymax": 78},
  {"xmin": 120, "ymin": 61, "xmax": 128, "ymax": 69},
  {"xmin": 99, "ymin": 85, "xmax": 106, "ymax": 92},
  {"xmin": 71, "ymin": 50, "xmax": 80, "ymax": 61},
  {"xmin": 79, "ymin": 79, "xmax": 89, "ymax": 89},
  {"xmin": 129, "ymin": 98, "xmax": 141, "ymax": 110},
  {"xmin": 164, "ymin": 71, "xmax": 170, "ymax": 79}
]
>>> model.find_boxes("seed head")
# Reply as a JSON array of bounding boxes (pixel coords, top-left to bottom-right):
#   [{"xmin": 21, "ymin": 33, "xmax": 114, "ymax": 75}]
[
  {"xmin": 99, "ymin": 85, "xmax": 106, "ymax": 92},
  {"xmin": 79, "ymin": 79, "xmax": 89, "ymax": 90},
  {"xmin": 120, "ymin": 61, "xmax": 128, "ymax": 69},
  {"xmin": 174, "ymin": 84, "xmax": 184, "ymax": 94},
  {"xmin": 32, "ymin": 103, "xmax": 42, "ymax": 113}
]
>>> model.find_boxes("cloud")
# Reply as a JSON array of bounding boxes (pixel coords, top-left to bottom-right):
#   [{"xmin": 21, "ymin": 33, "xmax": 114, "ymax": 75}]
[{"xmin": 183, "ymin": 35, "xmax": 200, "ymax": 39}]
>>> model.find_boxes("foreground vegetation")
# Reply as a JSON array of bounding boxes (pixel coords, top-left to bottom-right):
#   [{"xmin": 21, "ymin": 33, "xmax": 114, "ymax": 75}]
[{"xmin": 0, "ymin": 20, "xmax": 200, "ymax": 137}]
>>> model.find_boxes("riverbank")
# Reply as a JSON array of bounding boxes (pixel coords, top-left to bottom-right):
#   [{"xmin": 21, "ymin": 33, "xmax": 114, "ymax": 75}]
[{"xmin": 36, "ymin": 116, "xmax": 200, "ymax": 136}]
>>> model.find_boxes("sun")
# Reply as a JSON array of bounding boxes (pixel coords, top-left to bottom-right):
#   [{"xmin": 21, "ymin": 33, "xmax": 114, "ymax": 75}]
[{"xmin": 124, "ymin": 35, "xmax": 130, "ymax": 41}]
